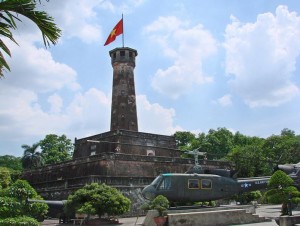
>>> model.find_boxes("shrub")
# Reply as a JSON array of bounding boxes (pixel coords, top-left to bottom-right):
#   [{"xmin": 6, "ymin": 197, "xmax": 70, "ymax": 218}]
[
  {"xmin": 0, "ymin": 197, "xmax": 22, "ymax": 218},
  {"xmin": 234, "ymin": 190, "xmax": 262, "ymax": 204},
  {"xmin": 265, "ymin": 170, "xmax": 300, "ymax": 215},
  {"xmin": 0, "ymin": 179, "xmax": 48, "ymax": 221},
  {"xmin": 142, "ymin": 195, "xmax": 169, "ymax": 216},
  {"xmin": 64, "ymin": 183, "xmax": 131, "ymax": 218},
  {"xmin": 0, "ymin": 216, "xmax": 39, "ymax": 226}
]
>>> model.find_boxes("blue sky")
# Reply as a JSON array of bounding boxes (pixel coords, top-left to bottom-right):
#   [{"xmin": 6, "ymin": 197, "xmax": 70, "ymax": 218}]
[{"xmin": 1, "ymin": 0, "xmax": 300, "ymax": 157}]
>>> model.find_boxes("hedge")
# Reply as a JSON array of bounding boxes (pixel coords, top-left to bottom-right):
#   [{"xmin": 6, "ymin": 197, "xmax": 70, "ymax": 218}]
[{"xmin": 0, "ymin": 216, "xmax": 39, "ymax": 226}]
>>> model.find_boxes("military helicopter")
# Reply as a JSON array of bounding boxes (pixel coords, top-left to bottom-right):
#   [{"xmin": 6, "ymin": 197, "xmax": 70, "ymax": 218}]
[
  {"xmin": 141, "ymin": 149, "xmax": 300, "ymax": 202},
  {"xmin": 141, "ymin": 173, "xmax": 270, "ymax": 202}
]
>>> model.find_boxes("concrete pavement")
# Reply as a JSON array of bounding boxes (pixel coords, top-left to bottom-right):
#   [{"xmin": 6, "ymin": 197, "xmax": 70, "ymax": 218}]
[{"xmin": 42, "ymin": 204, "xmax": 300, "ymax": 226}]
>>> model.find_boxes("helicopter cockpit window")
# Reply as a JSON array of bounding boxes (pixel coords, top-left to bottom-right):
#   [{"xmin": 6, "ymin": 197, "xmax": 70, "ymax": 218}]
[
  {"xmin": 201, "ymin": 179, "xmax": 212, "ymax": 189},
  {"xmin": 188, "ymin": 179, "xmax": 199, "ymax": 189},
  {"xmin": 151, "ymin": 176, "xmax": 162, "ymax": 188},
  {"xmin": 158, "ymin": 177, "xmax": 171, "ymax": 190}
]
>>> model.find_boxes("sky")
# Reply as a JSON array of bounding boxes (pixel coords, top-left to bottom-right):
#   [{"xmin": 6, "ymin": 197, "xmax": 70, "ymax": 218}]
[{"xmin": 1, "ymin": 0, "xmax": 300, "ymax": 157}]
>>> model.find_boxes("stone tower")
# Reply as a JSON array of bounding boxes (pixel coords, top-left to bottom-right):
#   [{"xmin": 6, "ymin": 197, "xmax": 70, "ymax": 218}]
[{"xmin": 109, "ymin": 47, "xmax": 138, "ymax": 131}]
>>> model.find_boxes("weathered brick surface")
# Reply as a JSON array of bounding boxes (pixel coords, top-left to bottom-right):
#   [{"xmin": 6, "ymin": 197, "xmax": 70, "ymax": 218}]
[{"xmin": 73, "ymin": 129, "xmax": 180, "ymax": 158}]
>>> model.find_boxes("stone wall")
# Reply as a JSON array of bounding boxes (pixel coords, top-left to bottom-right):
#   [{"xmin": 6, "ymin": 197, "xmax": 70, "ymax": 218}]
[{"xmin": 73, "ymin": 129, "xmax": 180, "ymax": 159}]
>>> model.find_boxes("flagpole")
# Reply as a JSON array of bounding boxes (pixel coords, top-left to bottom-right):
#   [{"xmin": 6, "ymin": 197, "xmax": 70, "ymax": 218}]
[{"xmin": 122, "ymin": 14, "xmax": 124, "ymax": 48}]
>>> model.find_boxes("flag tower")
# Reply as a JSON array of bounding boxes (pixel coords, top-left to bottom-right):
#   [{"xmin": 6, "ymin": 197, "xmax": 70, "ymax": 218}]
[{"xmin": 109, "ymin": 47, "xmax": 138, "ymax": 132}]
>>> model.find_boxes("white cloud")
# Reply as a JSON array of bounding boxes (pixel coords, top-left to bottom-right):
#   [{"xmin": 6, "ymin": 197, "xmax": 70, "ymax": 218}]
[
  {"xmin": 224, "ymin": 5, "xmax": 300, "ymax": 107},
  {"xmin": 137, "ymin": 95, "xmax": 183, "ymax": 135},
  {"xmin": 0, "ymin": 86, "xmax": 111, "ymax": 156},
  {"xmin": 36, "ymin": 0, "xmax": 147, "ymax": 44},
  {"xmin": 42, "ymin": 0, "xmax": 103, "ymax": 44},
  {"xmin": 144, "ymin": 16, "xmax": 218, "ymax": 99},
  {"xmin": 48, "ymin": 93, "xmax": 63, "ymax": 114},
  {"xmin": 0, "ymin": 34, "xmax": 107, "ymax": 155},
  {"xmin": 0, "ymin": 87, "xmax": 181, "ymax": 155},
  {"xmin": 66, "ymin": 88, "xmax": 111, "ymax": 136},
  {"xmin": 4, "ymin": 39, "xmax": 79, "ymax": 93},
  {"xmin": 11, "ymin": 0, "xmax": 103, "ymax": 45},
  {"xmin": 216, "ymin": 94, "xmax": 232, "ymax": 107}
]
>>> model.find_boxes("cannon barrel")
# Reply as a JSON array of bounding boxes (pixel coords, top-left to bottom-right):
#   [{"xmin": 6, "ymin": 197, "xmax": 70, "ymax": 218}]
[
  {"xmin": 28, "ymin": 199, "xmax": 66, "ymax": 206},
  {"xmin": 28, "ymin": 199, "xmax": 66, "ymax": 218},
  {"xmin": 275, "ymin": 165, "xmax": 295, "ymax": 174}
]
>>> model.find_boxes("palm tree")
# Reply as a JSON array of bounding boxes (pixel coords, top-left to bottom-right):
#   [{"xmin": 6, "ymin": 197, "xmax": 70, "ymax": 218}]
[
  {"xmin": 0, "ymin": 0, "xmax": 61, "ymax": 77},
  {"xmin": 21, "ymin": 142, "xmax": 44, "ymax": 169}
]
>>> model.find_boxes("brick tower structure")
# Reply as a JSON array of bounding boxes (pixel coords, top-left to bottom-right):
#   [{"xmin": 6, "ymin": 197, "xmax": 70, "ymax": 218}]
[{"xmin": 110, "ymin": 47, "xmax": 138, "ymax": 131}]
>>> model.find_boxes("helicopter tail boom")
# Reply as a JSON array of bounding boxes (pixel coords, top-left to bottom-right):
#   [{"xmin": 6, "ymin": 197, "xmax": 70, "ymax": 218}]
[{"xmin": 237, "ymin": 177, "xmax": 270, "ymax": 193}]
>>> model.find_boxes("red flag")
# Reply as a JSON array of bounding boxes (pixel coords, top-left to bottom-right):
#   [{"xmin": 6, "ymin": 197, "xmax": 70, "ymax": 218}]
[{"xmin": 104, "ymin": 18, "xmax": 123, "ymax": 46}]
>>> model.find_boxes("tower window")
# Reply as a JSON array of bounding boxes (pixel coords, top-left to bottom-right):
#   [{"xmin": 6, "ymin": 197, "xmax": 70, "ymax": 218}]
[
  {"xmin": 147, "ymin": 150, "xmax": 155, "ymax": 156},
  {"xmin": 113, "ymin": 53, "xmax": 116, "ymax": 58},
  {"xmin": 120, "ymin": 51, "xmax": 125, "ymax": 56},
  {"xmin": 129, "ymin": 52, "xmax": 133, "ymax": 57}
]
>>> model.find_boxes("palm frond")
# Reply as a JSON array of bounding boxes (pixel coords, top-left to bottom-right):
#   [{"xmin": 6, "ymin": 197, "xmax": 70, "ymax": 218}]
[
  {"xmin": 0, "ymin": 0, "xmax": 61, "ymax": 47},
  {"xmin": 0, "ymin": 51, "xmax": 10, "ymax": 73},
  {"xmin": 0, "ymin": 0, "xmax": 61, "ymax": 77},
  {"xmin": 0, "ymin": 11, "xmax": 18, "ymax": 29},
  {"xmin": 0, "ymin": 39, "xmax": 11, "ymax": 56}
]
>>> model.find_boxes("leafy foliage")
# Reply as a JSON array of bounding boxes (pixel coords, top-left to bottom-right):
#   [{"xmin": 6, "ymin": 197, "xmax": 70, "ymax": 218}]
[
  {"xmin": 39, "ymin": 134, "xmax": 73, "ymax": 165},
  {"xmin": 64, "ymin": 183, "xmax": 131, "ymax": 218},
  {"xmin": 234, "ymin": 190, "xmax": 262, "ymax": 204},
  {"xmin": 0, "ymin": 0, "xmax": 61, "ymax": 77},
  {"xmin": 0, "ymin": 155, "xmax": 22, "ymax": 172},
  {"xmin": 0, "ymin": 167, "xmax": 11, "ymax": 188},
  {"xmin": 0, "ymin": 179, "xmax": 48, "ymax": 221},
  {"xmin": 0, "ymin": 216, "xmax": 39, "ymax": 226},
  {"xmin": 21, "ymin": 143, "xmax": 44, "ymax": 170},
  {"xmin": 268, "ymin": 170, "xmax": 293, "ymax": 188},
  {"xmin": 174, "ymin": 128, "xmax": 300, "ymax": 178},
  {"xmin": 265, "ymin": 170, "xmax": 300, "ymax": 215},
  {"xmin": 21, "ymin": 134, "xmax": 73, "ymax": 169},
  {"xmin": 145, "ymin": 195, "xmax": 169, "ymax": 217},
  {"xmin": 174, "ymin": 131, "xmax": 197, "ymax": 150},
  {"xmin": 0, "ymin": 196, "xmax": 22, "ymax": 218}
]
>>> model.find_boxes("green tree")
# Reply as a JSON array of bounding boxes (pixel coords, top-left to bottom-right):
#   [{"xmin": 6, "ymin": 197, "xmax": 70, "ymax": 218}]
[
  {"xmin": 174, "ymin": 128, "xmax": 300, "ymax": 178},
  {"xmin": 64, "ymin": 183, "xmax": 131, "ymax": 219},
  {"xmin": 264, "ymin": 170, "xmax": 300, "ymax": 215},
  {"xmin": 0, "ymin": 179, "xmax": 48, "ymax": 222},
  {"xmin": 227, "ymin": 136, "xmax": 269, "ymax": 177},
  {"xmin": 148, "ymin": 195, "xmax": 169, "ymax": 216},
  {"xmin": 0, "ymin": 155, "xmax": 22, "ymax": 171},
  {"xmin": 281, "ymin": 128, "xmax": 295, "ymax": 137},
  {"xmin": 39, "ymin": 134, "xmax": 73, "ymax": 165},
  {"xmin": 230, "ymin": 134, "xmax": 265, "ymax": 178},
  {"xmin": 21, "ymin": 142, "xmax": 44, "ymax": 169},
  {"xmin": 0, "ymin": 167, "xmax": 11, "ymax": 188},
  {"xmin": 234, "ymin": 190, "xmax": 262, "ymax": 205},
  {"xmin": 174, "ymin": 131, "xmax": 197, "ymax": 151},
  {"xmin": 263, "ymin": 130, "xmax": 300, "ymax": 165},
  {"xmin": 205, "ymin": 128, "xmax": 234, "ymax": 159},
  {"xmin": 0, "ymin": 0, "xmax": 61, "ymax": 77}
]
